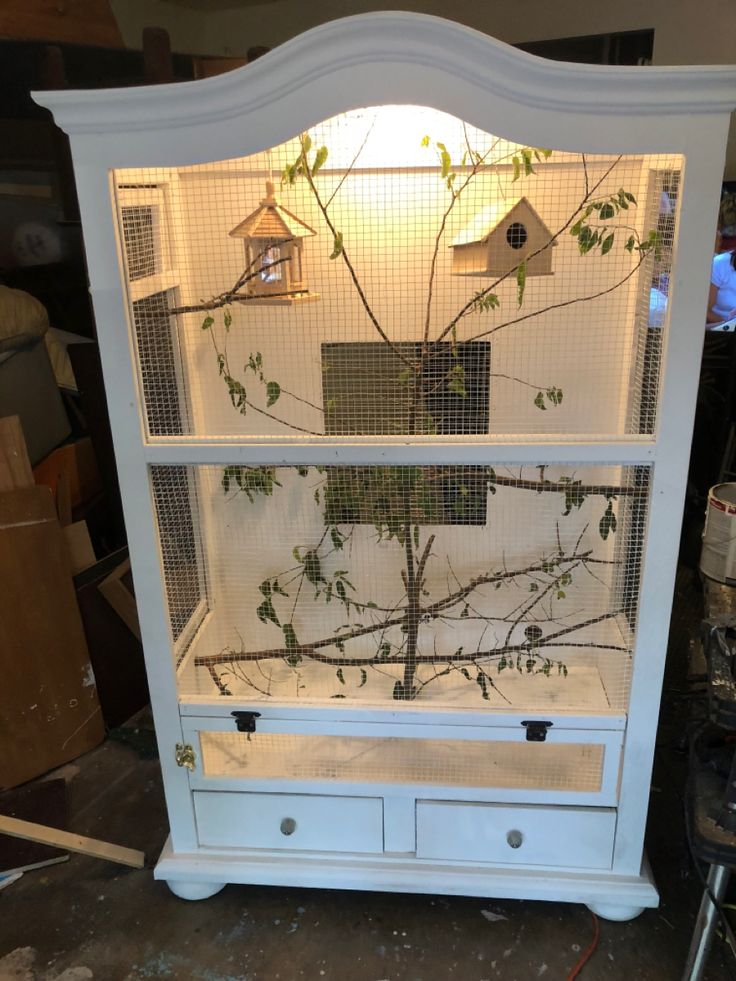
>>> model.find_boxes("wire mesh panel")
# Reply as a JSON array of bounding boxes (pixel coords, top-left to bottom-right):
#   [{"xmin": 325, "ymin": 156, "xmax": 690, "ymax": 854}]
[
  {"xmin": 152, "ymin": 462, "xmax": 649, "ymax": 713},
  {"xmin": 198, "ymin": 730, "xmax": 605, "ymax": 794},
  {"xmin": 113, "ymin": 107, "xmax": 681, "ymax": 442}
]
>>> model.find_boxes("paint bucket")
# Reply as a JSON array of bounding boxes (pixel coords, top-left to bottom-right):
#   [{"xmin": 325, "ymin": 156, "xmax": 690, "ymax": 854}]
[{"xmin": 701, "ymin": 483, "xmax": 736, "ymax": 584}]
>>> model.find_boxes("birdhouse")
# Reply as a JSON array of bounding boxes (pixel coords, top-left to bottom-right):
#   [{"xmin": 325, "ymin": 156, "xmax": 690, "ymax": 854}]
[
  {"xmin": 229, "ymin": 180, "xmax": 317, "ymax": 303},
  {"xmin": 451, "ymin": 197, "xmax": 554, "ymax": 278}
]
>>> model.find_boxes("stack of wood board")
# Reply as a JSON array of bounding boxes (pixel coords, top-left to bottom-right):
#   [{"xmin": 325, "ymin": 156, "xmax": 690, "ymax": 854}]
[{"xmin": 0, "ymin": 416, "xmax": 104, "ymax": 789}]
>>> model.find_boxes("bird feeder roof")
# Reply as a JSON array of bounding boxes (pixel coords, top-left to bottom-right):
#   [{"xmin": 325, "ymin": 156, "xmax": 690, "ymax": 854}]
[
  {"xmin": 229, "ymin": 181, "xmax": 316, "ymax": 241},
  {"xmin": 451, "ymin": 197, "xmax": 552, "ymax": 248}
]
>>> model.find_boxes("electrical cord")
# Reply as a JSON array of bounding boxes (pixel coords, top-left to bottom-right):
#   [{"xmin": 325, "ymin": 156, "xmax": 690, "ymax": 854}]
[{"xmin": 566, "ymin": 910, "xmax": 600, "ymax": 980}]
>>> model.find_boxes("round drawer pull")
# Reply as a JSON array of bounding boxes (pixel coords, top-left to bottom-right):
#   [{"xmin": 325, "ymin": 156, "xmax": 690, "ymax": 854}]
[
  {"xmin": 280, "ymin": 817, "xmax": 297, "ymax": 836},
  {"xmin": 506, "ymin": 829, "xmax": 523, "ymax": 849}
]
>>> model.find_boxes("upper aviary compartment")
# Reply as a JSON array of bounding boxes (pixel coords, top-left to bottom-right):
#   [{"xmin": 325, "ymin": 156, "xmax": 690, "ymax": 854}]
[{"xmin": 113, "ymin": 105, "xmax": 680, "ymax": 441}]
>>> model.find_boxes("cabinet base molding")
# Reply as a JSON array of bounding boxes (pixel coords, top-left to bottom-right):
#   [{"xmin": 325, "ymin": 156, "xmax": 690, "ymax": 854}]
[{"xmin": 154, "ymin": 837, "xmax": 658, "ymax": 909}]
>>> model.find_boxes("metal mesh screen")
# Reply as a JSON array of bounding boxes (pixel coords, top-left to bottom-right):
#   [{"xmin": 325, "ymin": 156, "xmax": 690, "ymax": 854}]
[
  {"xmin": 121, "ymin": 204, "xmax": 156, "ymax": 281},
  {"xmin": 199, "ymin": 730, "xmax": 604, "ymax": 793},
  {"xmin": 152, "ymin": 462, "xmax": 649, "ymax": 712},
  {"xmin": 113, "ymin": 106, "xmax": 681, "ymax": 441}
]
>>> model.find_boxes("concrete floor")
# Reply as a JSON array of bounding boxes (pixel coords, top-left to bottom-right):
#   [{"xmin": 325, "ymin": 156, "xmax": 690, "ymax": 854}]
[{"xmin": 1, "ymin": 571, "xmax": 734, "ymax": 981}]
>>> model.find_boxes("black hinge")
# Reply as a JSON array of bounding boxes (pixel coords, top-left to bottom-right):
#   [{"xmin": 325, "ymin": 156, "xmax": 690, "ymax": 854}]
[
  {"xmin": 521, "ymin": 720, "xmax": 553, "ymax": 742},
  {"xmin": 231, "ymin": 711, "xmax": 261, "ymax": 733}
]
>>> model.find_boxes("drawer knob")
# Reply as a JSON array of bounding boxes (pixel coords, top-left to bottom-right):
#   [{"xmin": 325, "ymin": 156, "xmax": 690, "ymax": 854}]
[
  {"xmin": 506, "ymin": 829, "xmax": 523, "ymax": 849},
  {"xmin": 280, "ymin": 817, "xmax": 297, "ymax": 836}
]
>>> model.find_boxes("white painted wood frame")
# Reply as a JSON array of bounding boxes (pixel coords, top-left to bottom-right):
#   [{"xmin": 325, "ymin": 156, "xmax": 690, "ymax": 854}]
[{"xmin": 34, "ymin": 12, "xmax": 736, "ymax": 916}]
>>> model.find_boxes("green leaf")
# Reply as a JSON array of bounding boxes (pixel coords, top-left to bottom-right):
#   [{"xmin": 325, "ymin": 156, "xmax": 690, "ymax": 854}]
[
  {"xmin": 447, "ymin": 363, "xmax": 467, "ymax": 398},
  {"xmin": 256, "ymin": 598, "xmax": 280, "ymax": 627},
  {"xmin": 301, "ymin": 134, "xmax": 312, "ymax": 154},
  {"xmin": 534, "ymin": 391, "xmax": 546, "ymax": 411},
  {"xmin": 221, "ymin": 465, "xmax": 239, "ymax": 493},
  {"xmin": 330, "ymin": 232, "xmax": 344, "ymax": 260},
  {"xmin": 625, "ymin": 235, "xmax": 636, "ymax": 253},
  {"xmin": 472, "ymin": 291, "xmax": 500, "ymax": 314},
  {"xmin": 599, "ymin": 501, "xmax": 617, "ymax": 540},
  {"xmin": 516, "ymin": 260, "xmax": 527, "ymax": 307},
  {"xmin": 312, "ymin": 145, "xmax": 328, "ymax": 175},
  {"xmin": 601, "ymin": 232, "xmax": 615, "ymax": 256},
  {"xmin": 266, "ymin": 380, "xmax": 281, "ymax": 407},
  {"xmin": 330, "ymin": 527, "xmax": 344, "ymax": 551},
  {"xmin": 529, "ymin": 582, "xmax": 539, "ymax": 592},
  {"xmin": 283, "ymin": 622, "xmax": 299, "ymax": 649},
  {"xmin": 303, "ymin": 550, "xmax": 323, "ymax": 586},
  {"xmin": 201, "ymin": 315, "xmax": 214, "ymax": 331},
  {"xmin": 421, "ymin": 135, "xmax": 430, "ymax": 147},
  {"xmin": 217, "ymin": 353, "xmax": 226, "ymax": 376},
  {"xmin": 599, "ymin": 203, "xmax": 615, "ymax": 220},
  {"xmin": 578, "ymin": 226, "xmax": 596, "ymax": 254},
  {"xmin": 223, "ymin": 375, "xmax": 247, "ymax": 413},
  {"xmin": 358, "ymin": 669, "xmax": 367, "ymax": 688},
  {"xmin": 336, "ymin": 668, "xmax": 345, "ymax": 685},
  {"xmin": 512, "ymin": 155, "xmax": 521, "ymax": 182},
  {"xmin": 397, "ymin": 368, "xmax": 413, "ymax": 388},
  {"xmin": 223, "ymin": 310, "xmax": 232, "ymax": 331},
  {"xmin": 440, "ymin": 148, "xmax": 452, "ymax": 180}
]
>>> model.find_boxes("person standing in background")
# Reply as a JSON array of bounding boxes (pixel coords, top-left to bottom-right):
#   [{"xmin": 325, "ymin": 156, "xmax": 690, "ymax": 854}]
[{"xmin": 707, "ymin": 246, "xmax": 736, "ymax": 327}]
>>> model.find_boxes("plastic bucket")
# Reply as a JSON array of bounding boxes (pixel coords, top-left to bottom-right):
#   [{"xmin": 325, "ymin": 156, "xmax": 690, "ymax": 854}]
[{"xmin": 701, "ymin": 483, "xmax": 736, "ymax": 584}]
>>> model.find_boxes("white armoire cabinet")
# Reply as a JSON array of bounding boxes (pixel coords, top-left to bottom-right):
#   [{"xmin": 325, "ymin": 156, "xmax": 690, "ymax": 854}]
[{"xmin": 36, "ymin": 14, "xmax": 736, "ymax": 917}]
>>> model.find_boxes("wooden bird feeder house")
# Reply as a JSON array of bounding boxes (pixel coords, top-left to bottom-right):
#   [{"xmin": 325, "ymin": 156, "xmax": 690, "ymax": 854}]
[
  {"xmin": 229, "ymin": 180, "xmax": 317, "ymax": 303},
  {"xmin": 451, "ymin": 197, "xmax": 554, "ymax": 278}
]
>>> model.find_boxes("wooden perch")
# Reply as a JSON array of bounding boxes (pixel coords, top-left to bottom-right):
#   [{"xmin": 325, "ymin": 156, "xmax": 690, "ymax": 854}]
[{"xmin": 0, "ymin": 815, "xmax": 145, "ymax": 869}]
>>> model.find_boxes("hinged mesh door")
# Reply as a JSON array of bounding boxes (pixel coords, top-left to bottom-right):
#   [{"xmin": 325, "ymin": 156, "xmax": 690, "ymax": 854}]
[
  {"xmin": 113, "ymin": 107, "xmax": 681, "ymax": 442},
  {"xmin": 152, "ymin": 462, "xmax": 648, "ymax": 713}
]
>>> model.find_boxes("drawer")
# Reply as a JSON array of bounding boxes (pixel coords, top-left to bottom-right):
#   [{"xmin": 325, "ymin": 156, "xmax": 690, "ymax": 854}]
[
  {"xmin": 194, "ymin": 791, "xmax": 384, "ymax": 853},
  {"xmin": 416, "ymin": 801, "xmax": 616, "ymax": 869}
]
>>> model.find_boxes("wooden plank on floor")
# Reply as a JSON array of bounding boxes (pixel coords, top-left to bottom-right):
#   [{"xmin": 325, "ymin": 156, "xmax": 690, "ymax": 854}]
[{"xmin": 0, "ymin": 814, "xmax": 144, "ymax": 869}]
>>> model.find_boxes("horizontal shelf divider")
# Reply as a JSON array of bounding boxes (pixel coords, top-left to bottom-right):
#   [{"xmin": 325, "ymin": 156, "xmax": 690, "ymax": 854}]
[
  {"xmin": 144, "ymin": 439, "xmax": 656, "ymax": 466},
  {"xmin": 177, "ymin": 699, "xmax": 627, "ymax": 730}
]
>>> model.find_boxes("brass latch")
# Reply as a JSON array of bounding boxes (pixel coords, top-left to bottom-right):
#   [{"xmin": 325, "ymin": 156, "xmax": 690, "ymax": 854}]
[{"xmin": 175, "ymin": 743, "xmax": 196, "ymax": 770}]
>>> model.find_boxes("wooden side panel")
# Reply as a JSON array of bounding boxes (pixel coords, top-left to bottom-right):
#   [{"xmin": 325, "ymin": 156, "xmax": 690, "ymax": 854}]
[{"xmin": 0, "ymin": 486, "xmax": 104, "ymax": 790}]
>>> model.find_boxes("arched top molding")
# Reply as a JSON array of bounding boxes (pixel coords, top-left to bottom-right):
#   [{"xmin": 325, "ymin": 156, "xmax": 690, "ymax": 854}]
[{"xmin": 33, "ymin": 11, "xmax": 736, "ymax": 166}]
